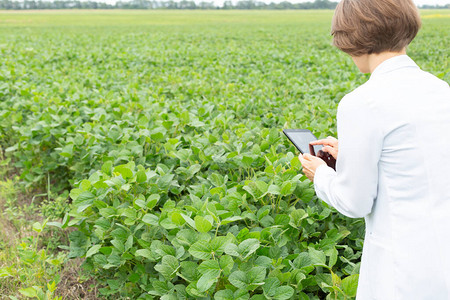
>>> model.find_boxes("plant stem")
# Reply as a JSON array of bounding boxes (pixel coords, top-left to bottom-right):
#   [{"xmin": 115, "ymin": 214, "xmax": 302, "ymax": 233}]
[{"xmin": 214, "ymin": 222, "xmax": 221, "ymax": 238}]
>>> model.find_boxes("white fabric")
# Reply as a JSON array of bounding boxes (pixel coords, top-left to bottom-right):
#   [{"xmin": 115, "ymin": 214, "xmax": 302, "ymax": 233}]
[{"xmin": 313, "ymin": 55, "xmax": 450, "ymax": 300}]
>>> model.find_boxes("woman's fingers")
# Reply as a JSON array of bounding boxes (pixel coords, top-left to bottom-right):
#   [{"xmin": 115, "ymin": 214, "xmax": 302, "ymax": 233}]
[
  {"xmin": 298, "ymin": 153, "xmax": 307, "ymax": 164},
  {"xmin": 298, "ymin": 154, "xmax": 312, "ymax": 180},
  {"xmin": 309, "ymin": 137, "xmax": 339, "ymax": 160},
  {"xmin": 299, "ymin": 153, "xmax": 326, "ymax": 182},
  {"xmin": 302, "ymin": 153, "xmax": 314, "ymax": 159},
  {"xmin": 299, "ymin": 153, "xmax": 312, "ymax": 166},
  {"xmin": 309, "ymin": 139, "xmax": 327, "ymax": 145},
  {"xmin": 323, "ymin": 146, "xmax": 338, "ymax": 159},
  {"xmin": 310, "ymin": 137, "xmax": 338, "ymax": 147}
]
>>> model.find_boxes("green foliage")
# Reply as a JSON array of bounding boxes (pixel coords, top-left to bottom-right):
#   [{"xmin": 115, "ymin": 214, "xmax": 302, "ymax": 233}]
[
  {"xmin": 0, "ymin": 220, "xmax": 65, "ymax": 300},
  {"xmin": 40, "ymin": 191, "xmax": 70, "ymax": 220},
  {"xmin": 64, "ymin": 160, "xmax": 362, "ymax": 299}
]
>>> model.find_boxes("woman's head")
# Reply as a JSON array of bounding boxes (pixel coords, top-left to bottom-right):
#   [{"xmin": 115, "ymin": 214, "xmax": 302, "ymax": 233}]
[{"xmin": 331, "ymin": 0, "xmax": 421, "ymax": 57}]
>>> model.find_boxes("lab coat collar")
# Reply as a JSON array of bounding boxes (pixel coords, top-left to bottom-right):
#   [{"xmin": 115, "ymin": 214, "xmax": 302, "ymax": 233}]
[{"xmin": 370, "ymin": 55, "xmax": 419, "ymax": 79}]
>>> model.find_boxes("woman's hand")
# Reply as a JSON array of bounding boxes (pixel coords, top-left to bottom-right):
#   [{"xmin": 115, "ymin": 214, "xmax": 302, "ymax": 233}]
[
  {"xmin": 298, "ymin": 153, "xmax": 326, "ymax": 182},
  {"xmin": 310, "ymin": 136, "xmax": 338, "ymax": 159}
]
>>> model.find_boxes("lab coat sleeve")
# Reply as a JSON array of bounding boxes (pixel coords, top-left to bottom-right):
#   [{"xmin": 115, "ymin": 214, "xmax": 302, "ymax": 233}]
[{"xmin": 313, "ymin": 95, "xmax": 383, "ymax": 218}]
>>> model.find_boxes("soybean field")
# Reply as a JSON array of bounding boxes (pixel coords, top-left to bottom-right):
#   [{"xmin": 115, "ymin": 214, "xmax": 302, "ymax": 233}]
[{"xmin": 0, "ymin": 9, "xmax": 449, "ymax": 300}]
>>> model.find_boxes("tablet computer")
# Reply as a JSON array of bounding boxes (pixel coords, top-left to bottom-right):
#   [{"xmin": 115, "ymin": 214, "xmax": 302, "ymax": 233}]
[{"xmin": 283, "ymin": 129, "xmax": 323, "ymax": 155}]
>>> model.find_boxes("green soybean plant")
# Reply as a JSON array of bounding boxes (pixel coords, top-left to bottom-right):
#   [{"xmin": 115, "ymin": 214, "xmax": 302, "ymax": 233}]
[{"xmin": 66, "ymin": 158, "xmax": 360, "ymax": 299}]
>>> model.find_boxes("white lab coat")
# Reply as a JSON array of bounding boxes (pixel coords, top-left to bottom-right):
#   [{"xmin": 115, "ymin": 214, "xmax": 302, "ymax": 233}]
[{"xmin": 314, "ymin": 55, "xmax": 450, "ymax": 300}]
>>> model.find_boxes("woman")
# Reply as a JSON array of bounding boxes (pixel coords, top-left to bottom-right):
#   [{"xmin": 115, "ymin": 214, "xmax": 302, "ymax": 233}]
[{"xmin": 299, "ymin": 0, "xmax": 450, "ymax": 299}]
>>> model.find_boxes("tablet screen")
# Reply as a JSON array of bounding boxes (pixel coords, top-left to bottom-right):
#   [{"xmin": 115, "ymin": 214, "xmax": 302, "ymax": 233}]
[{"xmin": 283, "ymin": 129, "xmax": 323, "ymax": 154}]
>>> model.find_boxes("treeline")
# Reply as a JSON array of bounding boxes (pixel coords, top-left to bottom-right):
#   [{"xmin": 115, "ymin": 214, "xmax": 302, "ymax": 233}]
[
  {"xmin": 420, "ymin": 4, "xmax": 450, "ymax": 8},
  {"xmin": 0, "ymin": 0, "xmax": 449, "ymax": 10},
  {"xmin": 0, "ymin": 0, "xmax": 339, "ymax": 10}
]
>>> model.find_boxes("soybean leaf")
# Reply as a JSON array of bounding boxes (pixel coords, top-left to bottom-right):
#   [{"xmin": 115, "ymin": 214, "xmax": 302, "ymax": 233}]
[
  {"xmin": 154, "ymin": 255, "xmax": 179, "ymax": 280},
  {"xmin": 189, "ymin": 241, "xmax": 212, "ymax": 260},
  {"xmin": 219, "ymin": 255, "xmax": 234, "ymax": 276},
  {"xmin": 142, "ymin": 213, "xmax": 159, "ymax": 226},
  {"xmin": 238, "ymin": 239, "xmax": 260, "ymax": 259},
  {"xmin": 273, "ymin": 286, "xmax": 294, "ymax": 300},
  {"xmin": 86, "ymin": 245, "xmax": 101, "ymax": 258},
  {"xmin": 195, "ymin": 216, "xmax": 213, "ymax": 233},
  {"xmin": 224, "ymin": 243, "xmax": 239, "ymax": 257},
  {"xmin": 135, "ymin": 249, "xmax": 155, "ymax": 261},
  {"xmin": 328, "ymin": 247, "xmax": 338, "ymax": 268},
  {"xmin": 229, "ymin": 271, "xmax": 248, "ymax": 289},
  {"xmin": 341, "ymin": 274, "xmax": 359, "ymax": 297},
  {"xmin": 198, "ymin": 260, "xmax": 221, "ymax": 277},
  {"xmin": 234, "ymin": 288, "xmax": 250, "ymax": 300},
  {"xmin": 308, "ymin": 247, "xmax": 327, "ymax": 267},
  {"xmin": 247, "ymin": 266, "xmax": 266, "ymax": 287},
  {"xmin": 214, "ymin": 289, "xmax": 234, "ymax": 300},
  {"xmin": 197, "ymin": 274, "xmax": 217, "ymax": 293},
  {"xmin": 210, "ymin": 236, "xmax": 232, "ymax": 255},
  {"xmin": 114, "ymin": 165, "xmax": 133, "ymax": 179},
  {"xmin": 263, "ymin": 277, "xmax": 280, "ymax": 297},
  {"xmin": 181, "ymin": 261, "xmax": 199, "ymax": 282}
]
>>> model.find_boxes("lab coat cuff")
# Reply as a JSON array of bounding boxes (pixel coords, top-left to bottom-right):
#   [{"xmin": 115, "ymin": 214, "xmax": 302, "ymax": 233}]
[{"xmin": 314, "ymin": 164, "xmax": 335, "ymax": 194}]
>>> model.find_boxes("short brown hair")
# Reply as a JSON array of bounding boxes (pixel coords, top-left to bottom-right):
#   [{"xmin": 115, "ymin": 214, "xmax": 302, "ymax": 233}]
[{"xmin": 331, "ymin": 0, "xmax": 422, "ymax": 56}]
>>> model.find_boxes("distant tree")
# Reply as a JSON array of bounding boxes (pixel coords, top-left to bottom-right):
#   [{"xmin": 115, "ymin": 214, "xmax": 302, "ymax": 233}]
[
  {"xmin": 179, "ymin": 0, "xmax": 196, "ymax": 9},
  {"xmin": 198, "ymin": 1, "xmax": 215, "ymax": 9},
  {"xmin": 223, "ymin": 0, "xmax": 232, "ymax": 9},
  {"xmin": 420, "ymin": 4, "xmax": 450, "ymax": 8},
  {"xmin": 235, "ymin": 0, "xmax": 256, "ymax": 9}
]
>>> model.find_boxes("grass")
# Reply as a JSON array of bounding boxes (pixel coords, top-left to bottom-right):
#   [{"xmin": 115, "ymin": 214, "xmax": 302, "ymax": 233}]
[
  {"xmin": 0, "ymin": 9, "xmax": 447, "ymax": 27},
  {"xmin": 0, "ymin": 10, "xmax": 335, "ymax": 26},
  {"xmin": 0, "ymin": 157, "xmax": 98, "ymax": 299}
]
